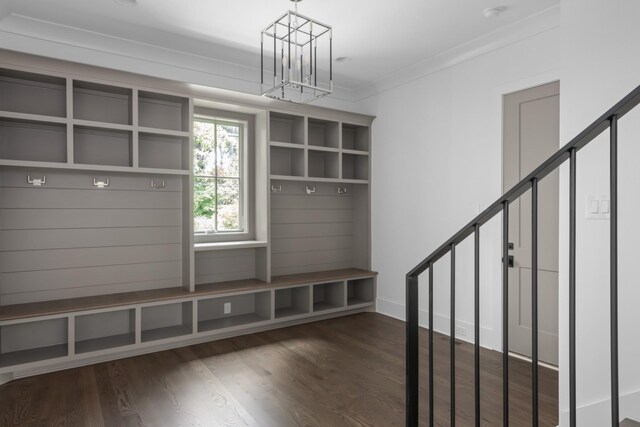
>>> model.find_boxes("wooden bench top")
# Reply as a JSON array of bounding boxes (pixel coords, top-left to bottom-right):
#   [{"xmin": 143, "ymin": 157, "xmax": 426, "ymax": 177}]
[{"xmin": 0, "ymin": 268, "xmax": 377, "ymax": 321}]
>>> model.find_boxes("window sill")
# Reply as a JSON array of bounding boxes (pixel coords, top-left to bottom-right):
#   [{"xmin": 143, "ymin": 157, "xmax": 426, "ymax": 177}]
[{"xmin": 194, "ymin": 240, "xmax": 268, "ymax": 252}]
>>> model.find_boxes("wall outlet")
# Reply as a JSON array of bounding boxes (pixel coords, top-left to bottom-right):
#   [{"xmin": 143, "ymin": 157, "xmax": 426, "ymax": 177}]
[
  {"xmin": 224, "ymin": 302, "xmax": 231, "ymax": 314},
  {"xmin": 455, "ymin": 326, "xmax": 467, "ymax": 337}
]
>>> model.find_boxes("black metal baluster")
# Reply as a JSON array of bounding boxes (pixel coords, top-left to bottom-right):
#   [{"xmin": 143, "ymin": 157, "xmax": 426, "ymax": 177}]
[
  {"xmin": 569, "ymin": 148, "xmax": 577, "ymax": 427},
  {"xmin": 429, "ymin": 264, "xmax": 435, "ymax": 427},
  {"xmin": 474, "ymin": 224, "xmax": 481, "ymax": 427},
  {"xmin": 531, "ymin": 178, "xmax": 539, "ymax": 427},
  {"xmin": 610, "ymin": 115, "xmax": 619, "ymax": 427},
  {"xmin": 502, "ymin": 201, "xmax": 510, "ymax": 426},
  {"xmin": 406, "ymin": 274, "xmax": 419, "ymax": 427},
  {"xmin": 451, "ymin": 243, "xmax": 456, "ymax": 427}
]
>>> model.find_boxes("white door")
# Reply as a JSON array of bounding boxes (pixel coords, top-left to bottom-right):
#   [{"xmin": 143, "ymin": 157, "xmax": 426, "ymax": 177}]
[{"xmin": 503, "ymin": 81, "xmax": 560, "ymax": 365}]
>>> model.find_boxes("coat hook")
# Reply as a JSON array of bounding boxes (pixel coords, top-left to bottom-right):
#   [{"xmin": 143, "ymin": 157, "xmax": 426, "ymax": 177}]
[
  {"xmin": 151, "ymin": 179, "xmax": 166, "ymax": 189},
  {"xmin": 27, "ymin": 174, "xmax": 46, "ymax": 187},
  {"xmin": 337, "ymin": 186, "xmax": 348, "ymax": 195},
  {"xmin": 93, "ymin": 178, "xmax": 110, "ymax": 188},
  {"xmin": 271, "ymin": 184, "xmax": 282, "ymax": 193},
  {"xmin": 305, "ymin": 186, "xmax": 316, "ymax": 194}
]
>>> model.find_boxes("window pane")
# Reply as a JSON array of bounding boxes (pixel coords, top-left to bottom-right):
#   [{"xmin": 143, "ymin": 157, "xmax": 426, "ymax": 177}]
[
  {"xmin": 216, "ymin": 124, "xmax": 240, "ymax": 178},
  {"xmin": 217, "ymin": 178, "xmax": 240, "ymax": 231},
  {"xmin": 193, "ymin": 121, "xmax": 216, "ymax": 176},
  {"xmin": 193, "ymin": 177, "xmax": 216, "ymax": 233}
]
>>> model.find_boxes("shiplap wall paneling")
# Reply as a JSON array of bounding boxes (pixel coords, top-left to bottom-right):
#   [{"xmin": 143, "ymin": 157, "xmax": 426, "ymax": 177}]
[
  {"xmin": 347, "ymin": 277, "xmax": 376, "ymax": 306},
  {"xmin": 0, "ymin": 68, "xmax": 66, "ymax": 117},
  {"xmin": 138, "ymin": 91, "xmax": 189, "ymax": 132},
  {"xmin": 74, "ymin": 308, "xmax": 136, "ymax": 354},
  {"xmin": 0, "ymin": 168, "xmax": 183, "ymax": 305},
  {"xmin": 0, "ymin": 119, "xmax": 67, "ymax": 163},
  {"xmin": 194, "ymin": 249, "xmax": 257, "ymax": 285},
  {"xmin": 351, "ymin": 184, "xmax": 371, "ymax": 270},
  {"xmin": 312, "ymin": 281, "xmax": 346, "ymax": 312},
  {"xmin": 141, "ymin": 301, "xmax": 193, "ymax": 342},
  {"xmin": 270, "ymin": 181, "xmax": 354, "ymax": 276},
  {"xmin": 0, "ymin": 317, "xmax": 68, "ymax": 368},
  {"xmin": 72, "ymin": 81, "xmax": 132, "ymax": 125},
  {"xmin": 274, "ymin": 286, "xmax": 310, "ymax": 319},
  {"xmin": 197, "ymin": 291, "xmax": 271, "ymax": 332}
]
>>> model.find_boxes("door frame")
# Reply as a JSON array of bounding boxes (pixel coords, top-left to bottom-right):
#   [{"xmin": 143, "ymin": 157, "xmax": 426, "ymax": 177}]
[{"xmin": 495, "ymin": 70, "xmax": 560, "ymax": 357}]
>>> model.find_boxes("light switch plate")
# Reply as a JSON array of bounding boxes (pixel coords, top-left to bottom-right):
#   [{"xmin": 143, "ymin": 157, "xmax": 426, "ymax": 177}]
[
  {"xmin": 585, "ymin": 196, "xmax": 610, "ymax": 220},
  {"xmin": 224, "ymin": 302, "xmax": 231, "ymax": 314}
]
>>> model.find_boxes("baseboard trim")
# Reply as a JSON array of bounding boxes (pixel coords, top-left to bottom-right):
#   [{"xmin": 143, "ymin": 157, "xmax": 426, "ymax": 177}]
[{"xmin": 559, "ymin": 389, "xmax": 640, "ymax": 427}]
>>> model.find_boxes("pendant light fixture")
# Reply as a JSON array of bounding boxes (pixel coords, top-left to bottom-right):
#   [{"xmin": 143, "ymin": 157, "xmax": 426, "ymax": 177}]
[{"xmin": 260, "ymin": 0, "xmax": 332, "ymax": 103}]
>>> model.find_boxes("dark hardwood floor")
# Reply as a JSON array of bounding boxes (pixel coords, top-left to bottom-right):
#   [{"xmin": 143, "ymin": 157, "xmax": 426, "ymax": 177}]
[{"xmin": 0, "ymin": 313, "xmax": 557, "ymax": 426}]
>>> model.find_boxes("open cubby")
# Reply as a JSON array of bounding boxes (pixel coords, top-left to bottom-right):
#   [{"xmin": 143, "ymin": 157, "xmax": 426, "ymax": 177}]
[
  {"xmin": 313, "ymin": 281, "xmax": 346, "ymax": 312},
  {"xmin": 75, "ymin": 309, "xmax": 135, "ymax": 354},
  {"xmin": 0, "ymin": 318, "xmax": 68, "ymax": 368},
  {"xmin": 141, "ymin": 301, "xmax": 193, "ymax": 342},
  {"xmin": 270, "ymin": 146, "xmax": 305, "ymax": 177},
  {"xmin": 275, "ymin": 286, "xmax": 310, "ymax": 318},
  {"xmin": 342, "ymin": 153, "xmax": 369, "ymax": 181},
  {"xmin": 270, "ymin": 112, "xmax": 305, "ymax": 144},
  {"xmin": 73, "ymin": 80, "xmax": 132, "ymax": 125},
  {"xmin": 139, "ymin": 132, "xmax": 188, "ymax": 170},
  {"xmin": 342, "ymin": 124, "xmax": 369, "ymax": 152},
  {"xmin": 0, "ymin": 118, "xmax": 67, "ymax": 163},
  {"xmin": 198, "ymin": 292, "xmax": 271, "ymax": 332},
  {"xmin": 347, "ymin": 278, "xmax": 375, "ymax": 306},
  {"xmin": 308, "ymin": 150, "xmax": 339, "ymax": 179},
  {"xmin": 0, "ymin": 68, "xmax": 66, "ymax": 117},
  {"xmin": 139, "ymin": 91, "xmax": 189, "ymax": 132},
  {"xmin": 308, "ymin": 118, "xmax": 339, "ymax": 148},
  {"xmin": 73, "ymin": 126, "xmax": 132, "ymax": 167}
]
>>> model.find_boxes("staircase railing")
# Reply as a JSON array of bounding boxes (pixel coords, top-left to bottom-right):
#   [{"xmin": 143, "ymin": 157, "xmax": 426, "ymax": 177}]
[{"xmin": 405, "ymin": 83, "xmax": 640, "ymax": 427}]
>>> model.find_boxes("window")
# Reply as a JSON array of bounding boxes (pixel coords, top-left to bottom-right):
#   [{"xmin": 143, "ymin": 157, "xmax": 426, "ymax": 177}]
[{"xmin": 193, "ymin": 117, "xmax": 247, "ymax": 241}]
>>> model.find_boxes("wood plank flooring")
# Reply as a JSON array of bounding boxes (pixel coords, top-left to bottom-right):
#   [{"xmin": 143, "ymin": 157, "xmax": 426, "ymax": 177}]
[{"xmin": 0, "ymin": 313, "xmax": 558, "ymax": 426}]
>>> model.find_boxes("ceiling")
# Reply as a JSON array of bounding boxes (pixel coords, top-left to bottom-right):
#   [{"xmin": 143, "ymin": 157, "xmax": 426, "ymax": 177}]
[{"xmin": 2, "ymin": 0, "xmax": 560, "ymax": 90}]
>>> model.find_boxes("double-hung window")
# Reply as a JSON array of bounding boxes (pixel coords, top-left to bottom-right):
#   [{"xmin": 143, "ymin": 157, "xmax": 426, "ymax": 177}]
[{"xmin": 193, "ymin": 116, "xmax": 248, "ymax": 242}]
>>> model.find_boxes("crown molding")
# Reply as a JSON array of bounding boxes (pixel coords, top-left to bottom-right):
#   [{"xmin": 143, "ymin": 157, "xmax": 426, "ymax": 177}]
[
  {"xmin": 0, "ymin": 13, "xmax": 361, "ymax": 111},
  {"xmin": 354, "ymin": 5, "xmax": 561, "ymax": 102}
]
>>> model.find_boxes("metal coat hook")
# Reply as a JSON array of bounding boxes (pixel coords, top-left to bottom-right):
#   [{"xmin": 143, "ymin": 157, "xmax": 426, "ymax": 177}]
[
  {"xmin": 305, "ymin": 186, "xmax": 316, "ymax": 194},
  {"xmin": 27, "ymin": 174, "xmax": 46, "ymax": 187},
  {"xmin": 271, "ymin": 184, "xmax": 282, "ymax": 193},
  {"xmin": 93, "ymin": 178, "xmax": 110, "ymax": 188},
  {"xmin": 337, "ymin": 186, "xmax": 348, "ymax": 195},
  {"xmin": 151, "ymin": 179, "xmax": 166, "ymax": 189}
]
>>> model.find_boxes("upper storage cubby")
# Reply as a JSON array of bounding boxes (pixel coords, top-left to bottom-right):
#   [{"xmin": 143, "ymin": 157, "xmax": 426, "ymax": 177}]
[
  {"xmin": 74, "ymin": 125, "xmax": 132, "ymax": 167},
  {"xmin": 139, "ymin": 132, "xmax": 188, "ymax": 170},
  {"xmin": 270, "ymin": 146, "xmax": 305, "ymax": 177},
  {"xmin": 0, "ymin": 118, "xmax": 67, "ymax": 163},
  {"xmin": 308, "ymin": 150, "xmax": 339, "ymax": 179},
  {"xmin": 308, "ymin": 118, "xmax": 339, "ymax": 148},
  {"xmin": 138, "ymin": 91, "xmax": 189, "ymax": 132},
  {"xmin": 270, "ymin": 112, "xmax": 305, "ymax": 144},
  {"xmin": 342, "ymin": 123, "xmax": 369, "ymax": 152},
  {"xmin": 73, "ymin": 80, "xmax": 132, "ymax": 125},
  {"xmin": 0, "ymin": 68, "xmax": 66, "ymax": 118}
]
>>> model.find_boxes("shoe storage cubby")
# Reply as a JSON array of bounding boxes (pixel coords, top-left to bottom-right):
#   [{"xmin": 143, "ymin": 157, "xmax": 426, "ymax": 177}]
[
  {"xmin": 342, "ymin": 153, "xmax": 369, "ymax": 181},
  {"xmin": 73, "ymin": 80, "xmax": 132, "ymax": 125},
  {"xmin": 342, "ymin": 123, "xmax": 369, "ymax": 152},
  {"xmin": 0, "ymin": 318, "xmax": 68, "ymax": 368},
  {"xmin": 308, "ymin": 150, "xmax": 339, "ymax": 179},
  {"xmin": 270, "ymin": 146, "xmax": 305, "ymax": 177},
  {"xmin": 141, "ymin": 301, "xmax": 193, "ymax": 342},
  {"xmin": 270, "ymin": 112, "xmax": 305, "ymax": 144},
  {"xmin": 197, "ymin": 291, "xmax": 271, "ymax": 332},
  {"xmin": 74, "ymin": 126, "xmax": 133, "ymax": 167},
  {"xmin": 347, "ymin": 278, "xmax": 376, "ymax": 306},
  {"xmin": 308, "ymin": 118, "xmax": 339, "ymax": 148},
  {"xmin": 0, "ymin": 118, "xmax": 67, "ymax": 163},
  {"xmin": 275, "ymin": 286, "xmax": 310, "ymax": 319},
  {"xmin": 0, "ymin": 68, "xmax": 66, "ymax": 117},
  {"xmin": 138, "ymin": 91, "xmax": 190, "ymax": 132},
  {"xmin": 139, "ymin": 132, "xmax": 188, "ymax": 170},
  {"xmin": 313, "ymin": 281, "xmax": 346, "ymax": 312},
  {"xmin": 74, "ymin": 309, "xmax": 136, "ymax": 354}
]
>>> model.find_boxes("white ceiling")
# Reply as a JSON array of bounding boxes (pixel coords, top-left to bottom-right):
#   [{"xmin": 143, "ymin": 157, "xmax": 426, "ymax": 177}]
[{"xmin": 3, "ymin": 0, "xmax": 559, "ymax": 90}]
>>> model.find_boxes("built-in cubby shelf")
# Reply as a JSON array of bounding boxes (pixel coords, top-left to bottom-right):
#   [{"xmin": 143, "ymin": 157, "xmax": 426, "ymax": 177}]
[
  {"xmin": 270, "ymin": 145, "xmax": 305, "ymax": 177},
  {"xmin": 342, "ymin": 123, "xmax": 369, "ymax": 152},
  {"xmin": 139, "ymin": 91, "xmax": 189, "ymax": 132},
  {"xmin": 342, "ymin": 153, "xmax": 369, "ymax": 181},
  {"xmin": 347, "ymin": 278, "xmax": 376, "ymax": 306},
  {"xmin": 74, "ymin": 125, "xmax": 133, "ymax": 167},
  {"xmin": 308, "ymin": 118, "xmax": 339, "ymax": 148},
  {"xmin": 141, "ymin": 302, "xmax": 193, "ymax": 342},
  {"xmin": 308, "ymin": 149, "xmax": 340, "ymax": 179},
  {"xmin": 0, "ymin": 118, "xmax": 67, "ymax": 163},
  {"xmin": 313, "ymin": 282, "xmax": 345, "ymax": 312},
  {"xmin": 275, "ymin": 286, "xmax": 311, "ymax": 319},
  {"xmin": 198, "ymin": 292, "xmax": 271, "ymax": 332},
  {"xmin": 73, "ymin": 80, "xmax": 132, "ymax": 125},
  {"xmin": 270, "ymin": 112, "xmax": 305, "ymax": 145},
  {"xmin": 0, "ymin": 318, "xmax": 68, "ymax": 368},
  {"xmin": 0, "ymin": 69, "xmax": 66, "ymax": 118},
  {"xmin": 75, "ymin": 309, "xmax": 136, "ymax": 354},
  {"xmin": 139, "ymin": 132, "xmax": 188, "ymax": 170}
]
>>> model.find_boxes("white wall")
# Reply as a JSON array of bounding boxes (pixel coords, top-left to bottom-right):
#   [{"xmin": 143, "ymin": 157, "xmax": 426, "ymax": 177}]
[
  {"xmin": 357, "ymin": 23, "xmax": 561, "ymax": 350},
  {"xmin": 559, "ymin": 0, "xmax": 640, "ymax": 425}
]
